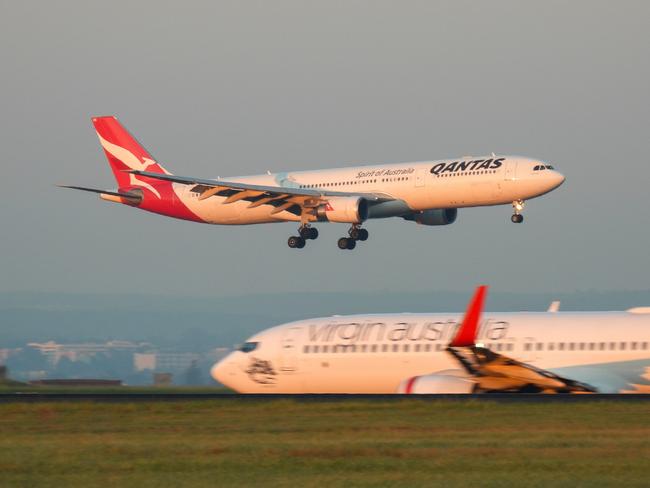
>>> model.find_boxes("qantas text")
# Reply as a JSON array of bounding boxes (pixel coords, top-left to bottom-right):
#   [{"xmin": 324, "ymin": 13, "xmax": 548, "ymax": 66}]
[{"xmin": 430, "ymin": 158, "xmax": 504, "ymax": 175}]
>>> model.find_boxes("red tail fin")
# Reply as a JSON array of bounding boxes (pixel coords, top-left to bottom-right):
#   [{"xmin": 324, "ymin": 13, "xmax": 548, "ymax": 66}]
[
  {"xmin": 92, "ymin": 116, "xmax": 170, "ymax": 188},
  {"xmin": 449, "ymin": 285, "xmax": 488, "ymax": 348}
]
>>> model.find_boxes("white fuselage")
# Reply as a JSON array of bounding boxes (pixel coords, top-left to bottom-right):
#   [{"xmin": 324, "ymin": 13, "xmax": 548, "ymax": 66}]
[
  {"xmin": 211, "ymin": 311, "xmax": 650, "ymax": 393},
  {"xmin": 176, "ymin": 156, "xmax": 564, "ymax": 224}
]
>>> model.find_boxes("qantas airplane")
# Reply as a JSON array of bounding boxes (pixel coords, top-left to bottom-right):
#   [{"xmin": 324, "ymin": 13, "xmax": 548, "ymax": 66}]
[
  {"xmin": 62, "ymin": 116, "xmax": 565, "ymax": 250},
  {"xmin": 211, "ymin": 286, "xmax": 650, "ymax": 394}
]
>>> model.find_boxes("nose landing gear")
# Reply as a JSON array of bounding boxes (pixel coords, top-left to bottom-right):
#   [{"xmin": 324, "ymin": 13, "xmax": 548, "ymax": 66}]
[
  {"xmin": 288, "ymin": 225, "xmax": 319, "ymax": 249},
  {"xmin": 337, "ymin": 225, "xmax": 369, "ymax": 250},
  {"xmin": 511, "ymin": 200, "xmax": 525, "ymax": 223}
]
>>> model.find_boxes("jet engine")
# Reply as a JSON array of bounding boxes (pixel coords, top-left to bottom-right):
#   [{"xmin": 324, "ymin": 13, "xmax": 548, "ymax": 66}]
[
  {"xmin": 316, "ymin": 196, "xmax": 369, "ymax": 223},
  {"xmin": 403, "ymin": 208, "xmax": 457, "ymax": 226},
  {"xmin": 397, "ymin": 370, "xmax": 476, "ymax": 394}
]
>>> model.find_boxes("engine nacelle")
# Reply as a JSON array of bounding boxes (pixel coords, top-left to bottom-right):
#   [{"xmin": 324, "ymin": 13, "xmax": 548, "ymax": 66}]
[
  {"xmin": 317, "ymin": 197, "xmax": 369, "ymax": 223},
  {"xmin": 403, "ymin": 208, "xmax": 457, "ymax": 226},
  {"xmin": 397, "ymin": 370, "xmax": 476, "ymax": 394}
]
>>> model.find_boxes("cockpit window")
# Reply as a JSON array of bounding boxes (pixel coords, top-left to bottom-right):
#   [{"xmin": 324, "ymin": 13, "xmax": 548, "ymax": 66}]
[
  {"xmin": 535, "ymin": 164, "xmax": 555, "ymax": 171},
  {"xmin": 239, "ymin": 342, "xmax": 259, "ymax": 353}
]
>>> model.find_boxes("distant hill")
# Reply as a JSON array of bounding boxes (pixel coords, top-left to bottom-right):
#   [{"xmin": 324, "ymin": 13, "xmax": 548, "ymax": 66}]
[{"xmin": 1, "ymin": 290, "xmax": 649, "ymax": 349}]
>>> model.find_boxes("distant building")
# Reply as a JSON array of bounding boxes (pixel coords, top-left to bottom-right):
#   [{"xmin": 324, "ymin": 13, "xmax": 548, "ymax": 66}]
[
  {"xmin": 27, "ymin": 340, "xmax": 151, "ymax": 365},
  {"xmin": 133, "ymin": 353, "xmax": 156, "ymax": 371},
  {"xmin": 133, "ymin": 352, "xmax": 201, "ymax": 372},
  {"xmin": 0, "ymin": 348, "xmax": 21, "ymax": 364}
]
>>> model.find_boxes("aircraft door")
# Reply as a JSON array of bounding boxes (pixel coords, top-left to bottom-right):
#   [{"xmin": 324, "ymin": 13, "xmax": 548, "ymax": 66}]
[
  {"xmin": 504, "ymin": 160, "xmax": 518, "ymax": 181},
  {"xmin": 279, "ymin": 327, "xmax": 301, "ymax": 372},
  {"xmin": 415, "ymin": 168, "xmax": 426, "ymax": 187}
]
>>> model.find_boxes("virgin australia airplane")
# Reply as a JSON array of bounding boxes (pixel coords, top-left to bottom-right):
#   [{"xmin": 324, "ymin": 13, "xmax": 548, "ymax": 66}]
[
  {"xmin": 211, "ymin": 286, "xmax": 650, "ymax": 394},
  {"xmin": 62, "ymin": 116, "xmax": 565, "ymax": 250}
]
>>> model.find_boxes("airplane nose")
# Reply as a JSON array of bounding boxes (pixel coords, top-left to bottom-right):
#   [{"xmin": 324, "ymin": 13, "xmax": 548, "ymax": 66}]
[
  {"xmin": 544, "ymin": 170, "xmax": 566, "ymax": 191},
  {"xmin": 210, "ymin": 358, "xmax": 229, "ymax": 384},
  {"xmin": 549, "ymin": 171, "xmax": 565, "ymax": 189}
]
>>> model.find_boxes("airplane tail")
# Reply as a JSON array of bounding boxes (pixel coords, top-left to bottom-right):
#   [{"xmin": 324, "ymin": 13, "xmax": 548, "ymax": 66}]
[{"xmin": 92, "ymin": 116, "xmax": 171, "ymax": 188}]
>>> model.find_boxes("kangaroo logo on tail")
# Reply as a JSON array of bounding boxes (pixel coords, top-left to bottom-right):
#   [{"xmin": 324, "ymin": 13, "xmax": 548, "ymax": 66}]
[{"xmin": 92, "ymin": 116, "xmax": 172, "ymax": 199}]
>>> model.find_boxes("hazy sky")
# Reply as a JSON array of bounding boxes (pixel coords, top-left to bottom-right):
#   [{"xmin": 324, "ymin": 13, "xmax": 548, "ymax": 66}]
[{"xmin": 1, "ymin": 1, "xmax": 649, "ymax": 296}]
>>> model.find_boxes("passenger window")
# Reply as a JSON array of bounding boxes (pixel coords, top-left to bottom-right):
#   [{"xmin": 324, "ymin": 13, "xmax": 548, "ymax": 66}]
[
  {"xmin": 403, "ymin": 344, "xmax": 410, "ymax": 352},
  {"xmin": 548, "ymin": 343, "xmax": 554, "ymax": 351},
  {"xmin": 620, "ymin": 342, "xmax": 626, "ymax": 350},
  {"xmin": 371, "ymin": 344, "xmax": 377, "ymax": 353},
  {"xmin": 631, "ymin": 342, "xmax": 637, "ymax": 350},
  {"xmin": 524, "ymin": 343, "xmax": 532, "ymax": 351},
  {"xmin": 415, "ymin": 344, "xmax": 421, "ymax": 352},
  {"xmin": 599, "ymin": 343, "xmax": 606, "ymax": 350},
  {"xmin": 436, "ymin": 343, "xmax": 443, "ymax": 351},
  {"xmin": 303, "ymin": 345, "xmax": 309, "ymax": 353},
  {"xmin": 588, "ymin": 343, "xmax": 595, "ymax": 350},
  {"xmin": 382, "ymin": 344, "xmax": 388, "ymax": 352},
  {"xmin": 425, "ymin": 344, "xmax": 431, "ymax": 352},
  {"xmin": 569, "ymin": 343, "xmax": 575, "ymax": 350},
  {"xmin": 642, "ymin": 342, "xmax": 648, "ymax": 350},
  {"xmin": 392, "ymin": 344, "xmax": 399, "ymax": 352},
  {"xmin": 558, "ymin": 343, "xmax": 565, "ymax": 351},
  {"xmin": 313, "ymin": 345, "xmax": 319, "ymax": 353},
  {"xmin": 536, "ymin": 343, "xmax": 543, "ymax": 351},
  {"xmin": 322, "ymin": 345, "xmax": 329, "ymax": 353}
]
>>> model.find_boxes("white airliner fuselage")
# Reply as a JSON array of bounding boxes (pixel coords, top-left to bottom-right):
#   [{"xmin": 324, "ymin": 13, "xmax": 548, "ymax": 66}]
[
  {"xmin": 64, "ymin": 117, "xmax": 565, "ymax": 250},
  {"xmin": 212, "ymin": 310, "xmax": 650, "ymax": 394},
  {"xmin": 178, "ymin": 157, "xmax": 564, "ymax": 226}
]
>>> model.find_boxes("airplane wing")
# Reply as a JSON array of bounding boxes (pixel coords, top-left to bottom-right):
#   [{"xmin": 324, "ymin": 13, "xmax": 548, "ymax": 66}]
[
  {"xmin": 127, "ymin": 170, "xmax": 395, "ymax": 217},
  {"xmin": 446, "ymin": 286, "xmax": 597, "ymax": 394}
]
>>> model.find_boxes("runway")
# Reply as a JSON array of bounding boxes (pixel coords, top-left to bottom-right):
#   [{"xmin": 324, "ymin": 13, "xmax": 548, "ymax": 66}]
[{"xmin": 2, "ymin": 392, "xmax": 650, "ymax": 402}]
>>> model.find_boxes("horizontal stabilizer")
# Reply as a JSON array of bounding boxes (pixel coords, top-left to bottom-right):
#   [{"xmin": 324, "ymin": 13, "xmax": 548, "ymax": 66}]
[{"xmin": 58, "ymin": 185, "xmax": 142, "ymax": 205}]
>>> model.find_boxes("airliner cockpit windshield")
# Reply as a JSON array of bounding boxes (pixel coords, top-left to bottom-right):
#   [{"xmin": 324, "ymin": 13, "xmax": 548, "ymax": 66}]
[
  {"xmin": 534, "ymin": 164, "xmax": 555, "ymax": 171},
  {"xmin": 239, "ymin": 342, "xmax": 259, "ymax": 353}
]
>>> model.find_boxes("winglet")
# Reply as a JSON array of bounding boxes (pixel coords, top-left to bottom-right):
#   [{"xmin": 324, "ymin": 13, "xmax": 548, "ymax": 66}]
[{"xmin": 449, "ymin": 285, "xmax": 488, "ymax": 347}]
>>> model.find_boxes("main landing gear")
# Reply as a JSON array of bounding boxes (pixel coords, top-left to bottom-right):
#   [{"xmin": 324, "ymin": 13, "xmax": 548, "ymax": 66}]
[
  {"xmin": 288, "ymin": 225, "xmax": 319, "ymax": 249},
  {"xmin": 511, "ymin": 200, "xmax": 525, "ymax": 224},
  {"xmin": 337, "ymin": 225, "xmax": 369, "ymax": 250}
]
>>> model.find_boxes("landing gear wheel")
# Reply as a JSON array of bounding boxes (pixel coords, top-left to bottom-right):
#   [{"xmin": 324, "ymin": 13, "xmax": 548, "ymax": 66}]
[
  {"xmin": 288, "ymin": 236, "xmax": 306, "ymax": 248},
  {"xmin": 511, "ymin": 214, "xmax": 524, "ymax": 223},
  {"xmin": 338, "ymin": 237, "xmax": 355, "ymax": 250},
  {"xmin": 349, "ymin": 227, "xmax": 368, "ymax": 241},
  {"xmin": 299, "ymin": 226, "xmax": 319, "ymax": 240}
]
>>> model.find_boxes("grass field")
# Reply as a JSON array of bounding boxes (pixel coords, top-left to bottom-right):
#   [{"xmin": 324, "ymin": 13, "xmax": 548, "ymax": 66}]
[{"xmin": 1, "ymin": 399, "xmax": 649, "ymax": 487}]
